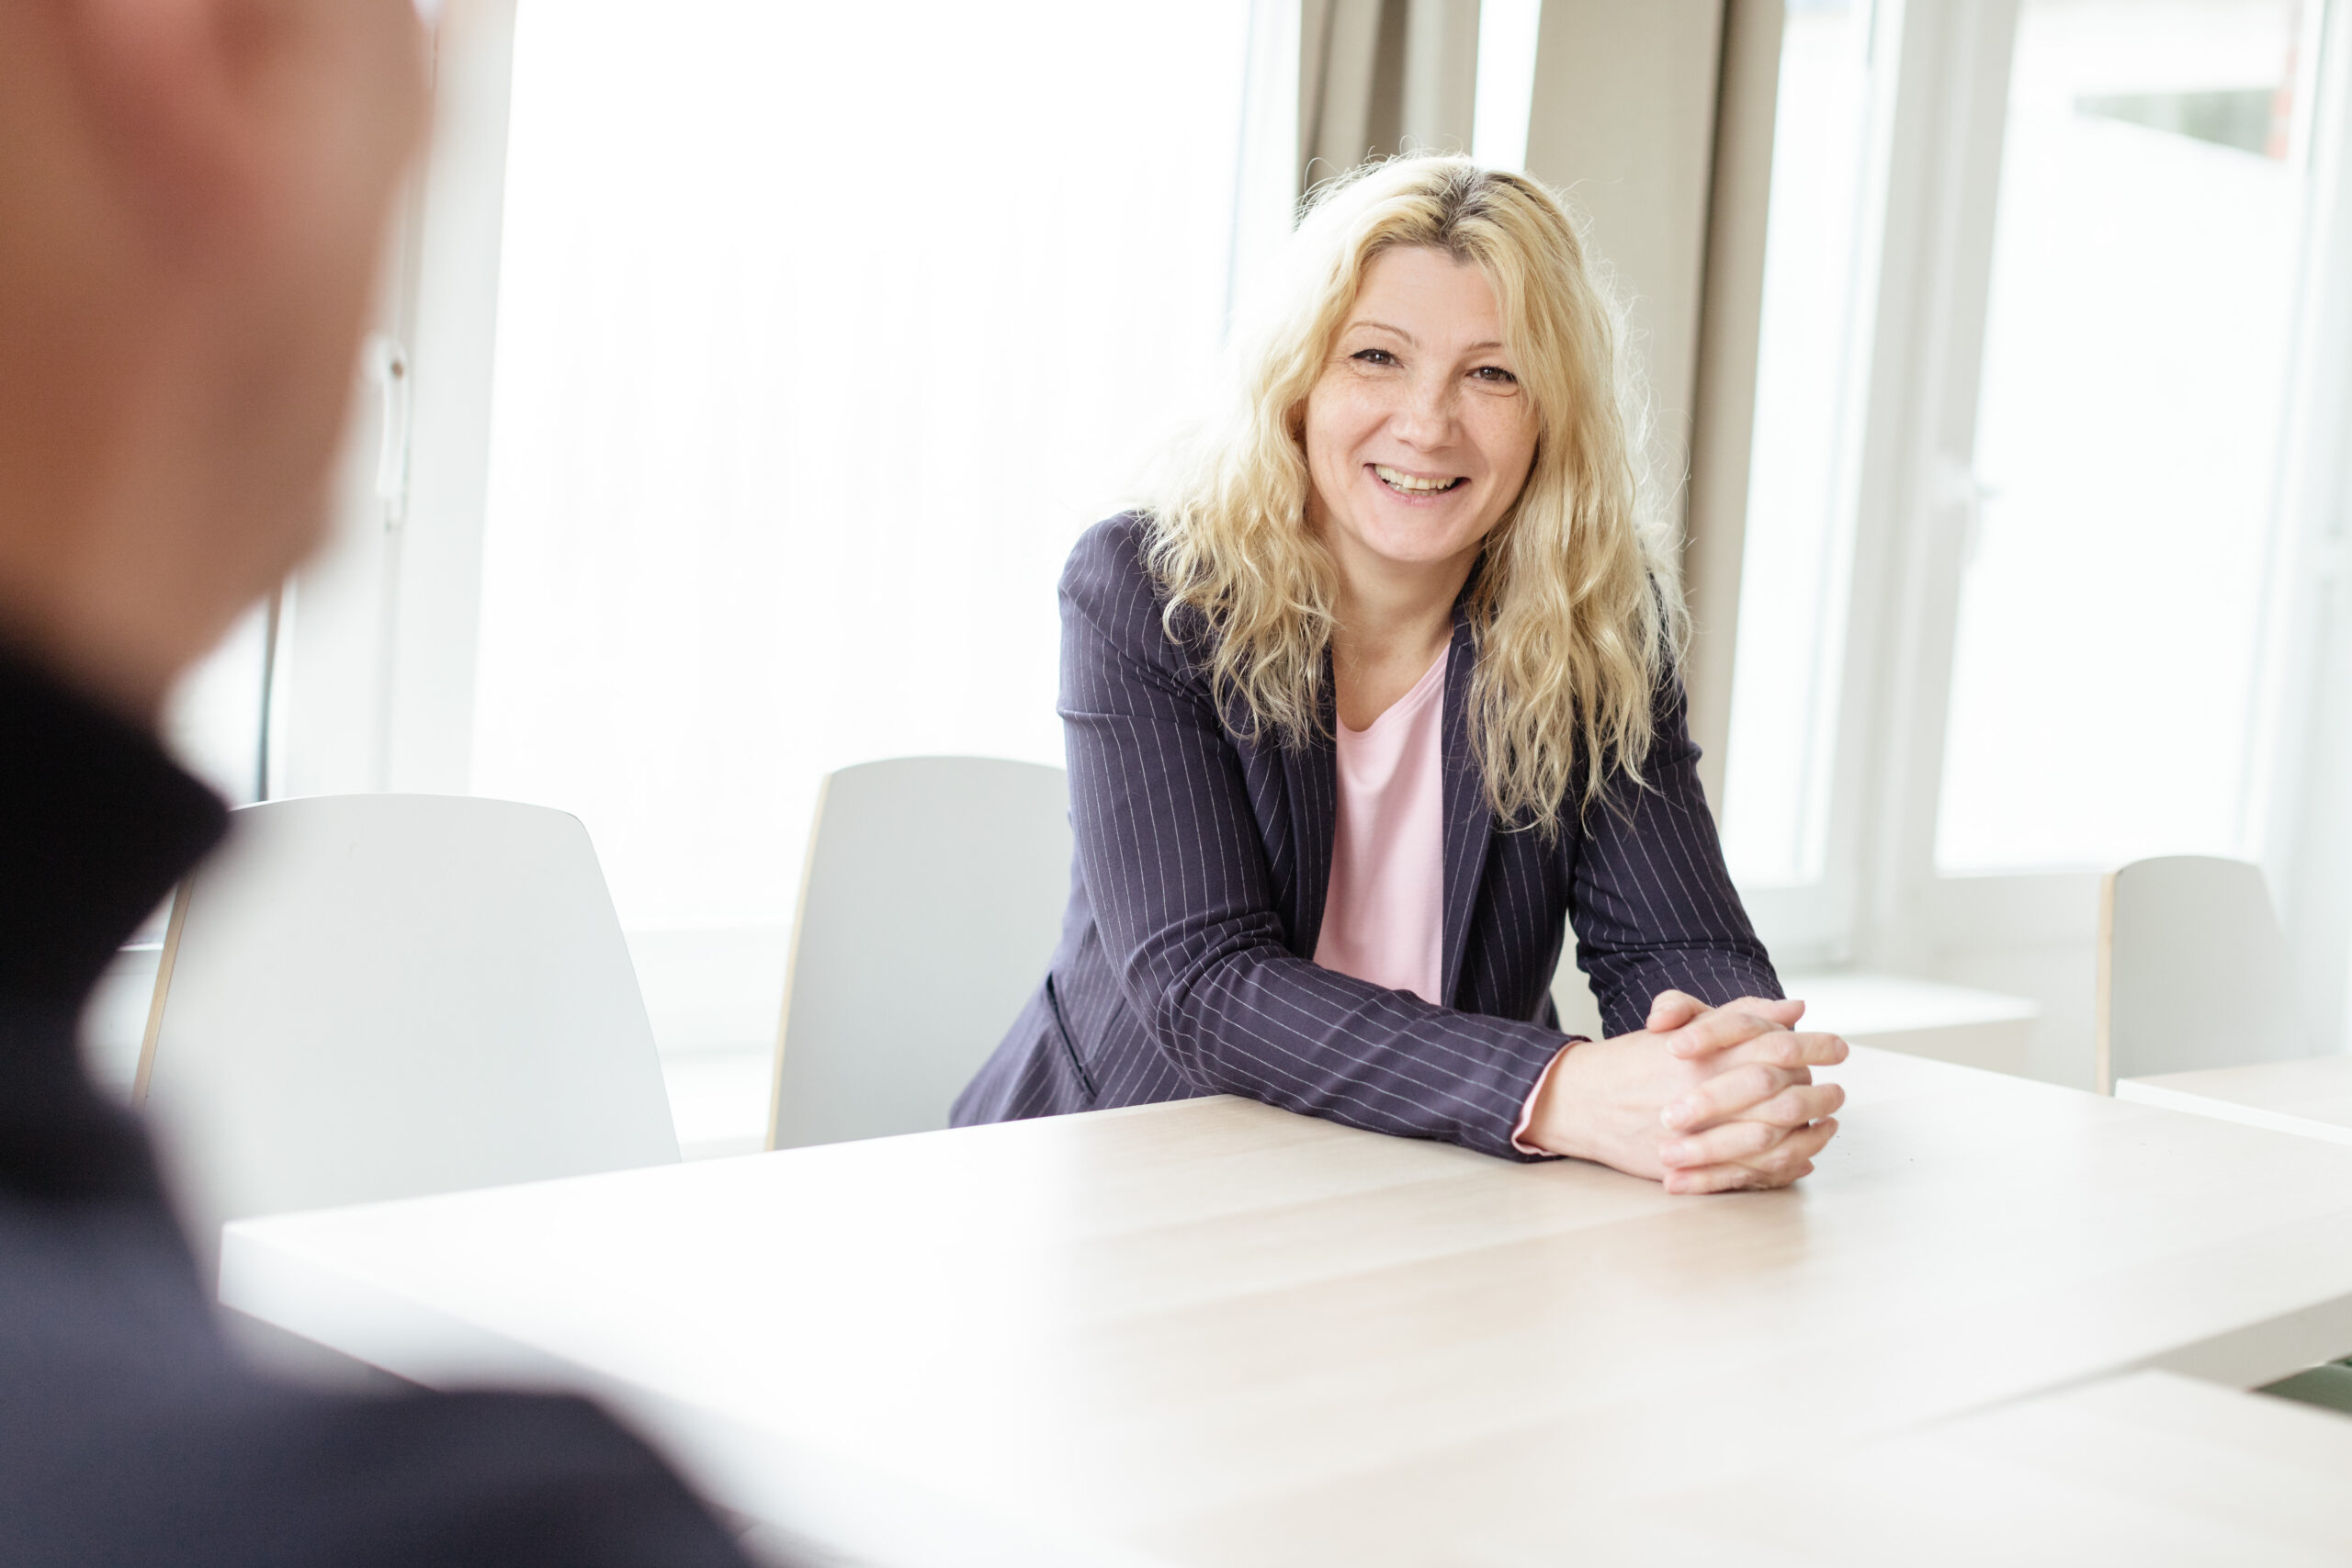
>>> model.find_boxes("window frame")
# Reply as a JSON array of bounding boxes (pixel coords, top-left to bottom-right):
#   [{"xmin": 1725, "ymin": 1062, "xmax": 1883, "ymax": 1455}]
[{"xmin": 1731, "ymin": 0, "xmax": 2352, "ymax": 1072}]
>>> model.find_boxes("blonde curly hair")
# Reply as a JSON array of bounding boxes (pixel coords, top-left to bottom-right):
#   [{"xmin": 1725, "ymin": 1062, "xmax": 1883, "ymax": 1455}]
[{"xmin": 1144, "ymin": 153, "xmax": 1682, "ymax": 834}]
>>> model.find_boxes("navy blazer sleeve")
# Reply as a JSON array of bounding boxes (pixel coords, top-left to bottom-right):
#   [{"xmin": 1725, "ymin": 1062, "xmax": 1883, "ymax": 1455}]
[
  {"xmin": 1568, "ymin": 676, "xmax": 1781, "ymax": 1040},
  {"xmin": 1058, "ymin": 534, "xmax": 1571, "ymax": 1159}
]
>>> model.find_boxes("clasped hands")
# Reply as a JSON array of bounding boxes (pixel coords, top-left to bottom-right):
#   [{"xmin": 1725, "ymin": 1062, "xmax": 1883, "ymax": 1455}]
[{"xmin": 1523, "ymin": 990, "xmax": 1847, "ymax": 1194}]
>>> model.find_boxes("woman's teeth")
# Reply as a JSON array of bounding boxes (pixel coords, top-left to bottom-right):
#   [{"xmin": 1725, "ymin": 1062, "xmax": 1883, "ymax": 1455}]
[{"xmin": 1374, "ymin": 465, "xmax": 1460, "ymax": 494}]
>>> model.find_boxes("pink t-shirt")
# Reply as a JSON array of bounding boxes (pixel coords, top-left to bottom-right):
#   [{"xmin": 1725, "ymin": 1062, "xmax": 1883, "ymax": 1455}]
[
  {"xmin": 1312, "ymin": 645, "xmax": 1574, "ymax": 1156},
  {"xmin": 1313, "ymin": 648, "xmax": 1450, "ymax": 1005}
]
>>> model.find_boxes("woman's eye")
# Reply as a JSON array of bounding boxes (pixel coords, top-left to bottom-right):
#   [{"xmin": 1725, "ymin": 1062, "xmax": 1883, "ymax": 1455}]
[
  {"xmin": 1472, "ymin": 366, "xmax": 1518, "ymax": 384},
  {"xmin": 1351, "ymin": 348, "xmax": 1399, "ymax": 367}
]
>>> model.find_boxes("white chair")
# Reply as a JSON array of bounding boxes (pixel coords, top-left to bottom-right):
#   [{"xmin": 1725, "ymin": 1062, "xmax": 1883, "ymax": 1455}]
[
  {"xmin": 137, "ymin": 795, "xmax": 680, "ymax": 1284},
  {"xmin": 769, "ymin": 757, "xmax": 1070, "ymax": 1150},
  {"xmin": 2096, "ymin": 854, "xmax": 2303, "ymax": 1092}
]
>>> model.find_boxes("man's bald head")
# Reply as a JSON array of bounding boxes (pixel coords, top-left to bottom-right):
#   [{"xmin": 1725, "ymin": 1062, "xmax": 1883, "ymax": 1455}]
[{"xmin": 0, "ymin": 0, "xmax": 426, "ymax": 721}]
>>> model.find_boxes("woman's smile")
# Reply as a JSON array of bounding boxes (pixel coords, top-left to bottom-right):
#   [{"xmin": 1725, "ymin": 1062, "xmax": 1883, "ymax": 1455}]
[
  {"xmin": 1369, "ymin": 463, "xmax": 1467, "ymax": 496},
  {"xmin": 1302, "ymin": 244, "xmax": 1539, "ymax": 575}
]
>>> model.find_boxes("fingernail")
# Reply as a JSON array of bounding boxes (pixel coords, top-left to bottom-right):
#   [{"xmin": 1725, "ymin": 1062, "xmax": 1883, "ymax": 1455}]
[
  {"xmin": 1659, "ymin": 1140, "xmax": 1690, "ymax": 1165},
  {"xmin": 1661, "ymin": 1100, "xmax": 1697, "ymax": 1130}
]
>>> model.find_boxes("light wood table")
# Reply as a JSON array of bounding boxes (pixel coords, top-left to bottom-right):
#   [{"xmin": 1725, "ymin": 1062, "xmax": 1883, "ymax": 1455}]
[
  {"xmin": 1563, "ymin": 1371, "xmax": 2352, "ymax": 1565},
  {"xmin": 220, "ymin": 1048, "xmax": 2352, "ymax": 1566},
  {"xmin": 2118, "ymin": 1055, "xmax": 2352, "ymax": 1148}
]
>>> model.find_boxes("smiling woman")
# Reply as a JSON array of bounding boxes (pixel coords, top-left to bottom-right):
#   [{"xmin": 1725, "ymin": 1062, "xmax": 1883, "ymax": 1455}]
[
  {"xmin": 954, "ymin": 157, "xmax": 1849, "ymax": 1193},
  {"xmin": 1308, "ymin": 249, "xmax": 1540, "ymax": 731}
]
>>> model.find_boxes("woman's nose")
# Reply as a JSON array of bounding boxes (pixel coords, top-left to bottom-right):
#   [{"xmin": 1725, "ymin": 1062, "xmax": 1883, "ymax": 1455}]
[{"xmin": 1391, "ymin": 375, "xmax": 1455, "ymax": 447}]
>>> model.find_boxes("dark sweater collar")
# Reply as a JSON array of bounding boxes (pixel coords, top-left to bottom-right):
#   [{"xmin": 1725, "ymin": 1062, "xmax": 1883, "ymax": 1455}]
[
  {"xmin": 0, "ymin": 639, "xmax": 225, "ymax": 1008},
  {"xmin": 0, "ymin": 638, "xmax": 224, "ymax": 1203}
]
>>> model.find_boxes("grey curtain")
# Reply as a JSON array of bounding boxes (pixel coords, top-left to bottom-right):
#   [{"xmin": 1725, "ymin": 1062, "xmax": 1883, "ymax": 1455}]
[{"xmin": 1299, "ymin": 0, "xmax": 1482, "ymax": 194}]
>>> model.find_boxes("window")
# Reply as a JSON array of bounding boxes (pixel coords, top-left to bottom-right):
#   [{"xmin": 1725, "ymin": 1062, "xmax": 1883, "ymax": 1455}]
[
  {"xmin": 1720, "ymin": 0, "xmax": 1889, "ymax": 890},
  {"xmin": 1709, "ymin": 0, "xmax": 2348, "ymax": 1077},
  {"xmin": 1934, "ymin": 0, "xmax": 2317, "ymax": 872},
  {"xmin": 1472, "ymin": 0, "xmax": 1544, "ymax": 172},
  {"xmin": 164, "ymin": 600, "xmax": 277, "ymax": 807},
  {"xmin": 469, "ymin": 0, "xmax": 1282, "ymax": 1035}
]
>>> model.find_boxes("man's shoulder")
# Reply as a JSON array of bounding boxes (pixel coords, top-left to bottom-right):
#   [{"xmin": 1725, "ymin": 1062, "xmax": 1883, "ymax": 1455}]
[{"xmin": 0, "ymin": 1208, "xmax": 750, "ymax": 1566}]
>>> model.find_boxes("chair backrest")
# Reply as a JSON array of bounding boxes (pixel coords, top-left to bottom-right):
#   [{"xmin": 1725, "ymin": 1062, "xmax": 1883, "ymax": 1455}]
[
  {"xmin": 138, "ymin": 795, "xmax": 679, "ymax": 1278},
  {"xmin": 769, "ymin": 757, "xmax": 1071, "ymax": 1150},
  {"xmin": 2097, "ymin": 854, "xmax": 2302, "ymax": 1091}
]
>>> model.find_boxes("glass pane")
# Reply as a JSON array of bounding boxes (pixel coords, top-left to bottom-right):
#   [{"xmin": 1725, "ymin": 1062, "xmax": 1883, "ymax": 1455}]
[
  {"xmin": 1721, "ymin": 0, "xmax": 1885, "ymax": 887},
  {"xmin": 473, "ymin": 0, "xmax": 1259, "ymax": 931},
  {"xmin": 1934, "ymin": 0, "xmax": 2312, "ymax": 873},
  {"xmin": 164, "ymin": 599, "xmax": 271, "ymax": 807},
  {"xmin": 1473, "ymin": 0, "xmax": 1544, "ymax": 172}
]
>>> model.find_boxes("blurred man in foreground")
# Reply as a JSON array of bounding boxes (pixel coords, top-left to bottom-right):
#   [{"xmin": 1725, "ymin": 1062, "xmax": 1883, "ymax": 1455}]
[{"xmin": 0, "ymin": 3, "xmax": 751, "ymax": 1562}]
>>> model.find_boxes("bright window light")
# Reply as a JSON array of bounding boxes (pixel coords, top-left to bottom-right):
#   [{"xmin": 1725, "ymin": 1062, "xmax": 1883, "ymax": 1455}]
[
  {"xmin": 1934, "ymin": 0, "xmax": 2310, "ymax": 873},
  {"xmin": 1472, "ymin": 0, "xmax": 1543, "ymax": 170},
  {"xmin": 164, "ymin": 602, "xmax": 272, "ymax": 807},
  {"xmin": 472, "ymin": 0, "xmax": 1265, "ymax": 935},
  {"xmin": 1720, "ymin": 0, "xmax": 1885, "ymax": 888}
]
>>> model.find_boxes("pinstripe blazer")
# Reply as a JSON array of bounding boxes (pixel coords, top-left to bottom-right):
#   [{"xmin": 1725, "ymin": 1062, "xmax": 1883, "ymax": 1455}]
[{"xmin": 951, "ymin": 513, "xmax": 1780, "ymax": 1160}]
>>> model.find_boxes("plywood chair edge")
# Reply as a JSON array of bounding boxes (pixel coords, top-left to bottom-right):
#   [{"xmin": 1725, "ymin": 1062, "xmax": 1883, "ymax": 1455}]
[
  {"xmin": 132, "ymin": 879, "xmax": 195, "ymax": 1106},
  {"xmin": 2094, "ymin": 866, "xmax": 2120, "ymax": 1096},
  {"xmin": 766, "ymin": 769, "xmax": 835, "ymax": 1152}
]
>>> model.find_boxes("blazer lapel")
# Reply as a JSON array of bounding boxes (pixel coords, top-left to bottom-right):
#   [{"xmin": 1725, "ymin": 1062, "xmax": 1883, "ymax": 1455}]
[
  {"xmin": 1439, "ymin": 607, "xmax": 1494, "ymax": 1006},
  {"xmin": 1283, "ymin": 657, "xmax": 1339, "ymax": 960}
]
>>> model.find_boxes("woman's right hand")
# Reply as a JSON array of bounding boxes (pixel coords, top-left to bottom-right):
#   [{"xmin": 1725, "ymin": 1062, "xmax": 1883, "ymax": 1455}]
[{"xmin": 1521, "ymin": 991, "xmax": 1847, "ymax": 1194}]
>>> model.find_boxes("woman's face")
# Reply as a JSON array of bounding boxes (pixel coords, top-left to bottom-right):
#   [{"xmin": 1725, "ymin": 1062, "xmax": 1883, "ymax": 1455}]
[{"xmin": 1301, "ymin": 245, "xmax": 1539, "ymax": 581}]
